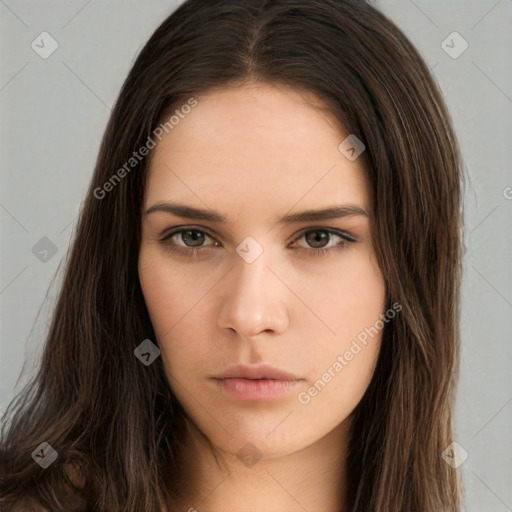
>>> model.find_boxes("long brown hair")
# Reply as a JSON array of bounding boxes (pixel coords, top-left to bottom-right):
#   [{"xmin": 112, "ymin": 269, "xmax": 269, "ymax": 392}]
[{"xmin": 0, "ymin": 0, "xmax": 464, "ymax": 510}]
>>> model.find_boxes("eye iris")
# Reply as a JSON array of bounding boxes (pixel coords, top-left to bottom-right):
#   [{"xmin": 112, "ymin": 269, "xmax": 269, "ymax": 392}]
[
  {"xmin": 182, "ymin": 230, "xmax": 205, "ymax": 247},
  {"xmin": 306, "ymin": 231, "xmax": 329, "ymax": 248}
]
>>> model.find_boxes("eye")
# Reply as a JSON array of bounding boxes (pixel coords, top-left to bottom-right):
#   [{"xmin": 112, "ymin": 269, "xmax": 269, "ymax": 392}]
[
  {"xmin": 289, "ymin": 228, "xmax": 356, "ymax": 256},
  {"xmin": 158, "ymin": 226, "xmax": 357, "ymax": 257},
  {"xmin": 159, "ymin": 228, "xmax": 219, "ymax": 256}
]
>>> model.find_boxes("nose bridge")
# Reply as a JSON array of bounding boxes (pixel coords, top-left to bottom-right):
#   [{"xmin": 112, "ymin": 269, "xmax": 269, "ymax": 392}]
[
  {"xmin": 232, "ymin": 238, "xmax": 275, "ymax": 306},
  {"xmin": 216, "ymin": 236, "xmax": 289, "ymax": 336},
  {"xmin": 239, "ymin": 233, "xmax": 268, "ymax": 270}
]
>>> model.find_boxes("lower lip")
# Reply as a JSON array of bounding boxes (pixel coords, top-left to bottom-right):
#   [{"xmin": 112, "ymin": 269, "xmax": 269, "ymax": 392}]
[{"xmin": 214, "ymin": 378, "xmax": 301, "ymax": 401}]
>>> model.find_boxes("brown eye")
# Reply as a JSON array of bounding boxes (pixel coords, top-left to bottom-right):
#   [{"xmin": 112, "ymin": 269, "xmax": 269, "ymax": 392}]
[
  {"xmin": 305, "ymin": 230, "xmax": 331, "ymax": 248},
  {"xmin": 292, "ymin": 228, "xmax": 356, "ymax": 253}
]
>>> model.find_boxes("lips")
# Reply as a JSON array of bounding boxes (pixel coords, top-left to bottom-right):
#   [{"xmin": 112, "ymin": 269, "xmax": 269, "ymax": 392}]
[
  {"xmin": 213, "ymin": 363, "xmax": 300, "ymax": 381},
  {"xmin": 212, "ymin": 364, "xmax": 303, "ymax": 401}
]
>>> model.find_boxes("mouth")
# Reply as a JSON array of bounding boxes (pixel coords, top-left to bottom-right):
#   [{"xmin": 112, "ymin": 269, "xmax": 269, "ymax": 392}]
[{"xmin": 212, "ymin": 364, "xmax": 304, "ymax": 401}]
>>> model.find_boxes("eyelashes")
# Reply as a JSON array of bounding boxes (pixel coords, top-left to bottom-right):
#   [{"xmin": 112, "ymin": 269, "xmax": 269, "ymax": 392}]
[{"xmin": 158, "ymin": 226, "xmax": 357, "ymax": 259}]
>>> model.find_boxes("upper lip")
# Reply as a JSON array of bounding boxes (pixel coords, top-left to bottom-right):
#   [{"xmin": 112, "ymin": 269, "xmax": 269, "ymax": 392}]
[{"xmin": 213, "ymin": 364, "xmax": 301, "ymax": 381}]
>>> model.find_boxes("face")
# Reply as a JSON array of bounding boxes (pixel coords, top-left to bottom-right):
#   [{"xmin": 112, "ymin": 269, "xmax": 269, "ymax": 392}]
[{"xmin": 138, "ymin": 83, "xmax": 386, "ymax": 459}]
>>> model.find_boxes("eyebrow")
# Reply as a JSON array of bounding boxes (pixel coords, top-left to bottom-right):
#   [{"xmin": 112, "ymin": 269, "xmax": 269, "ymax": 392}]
[{"xmin": 145, "ymin": 201, "xmax": 369, "ymax": 223}]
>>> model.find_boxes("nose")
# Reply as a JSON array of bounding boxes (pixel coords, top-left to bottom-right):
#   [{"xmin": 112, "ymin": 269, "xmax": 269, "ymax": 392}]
[{"xmin": 216, "ymin": 243, "xmax": 290, "ymax": 339}]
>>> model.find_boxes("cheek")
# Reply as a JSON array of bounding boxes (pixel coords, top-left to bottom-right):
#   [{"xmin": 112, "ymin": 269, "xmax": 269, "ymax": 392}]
[
  {"xmin": 285, "ymin": 246, "xmax": 386, "ymax": 343},
  {"xmin": 297, "ymin": 251, "xmax": 385, "ymax": 407},
  {"xmin": 335, "ymin": 252, "xmax": 386, "ymax": 336},
  {"xmin": 138, "ymin": 248, "xmax": 206, "ymax": 333},
  {"xmin": 138, "ymin": 248, "xmax": 216, "ymax": 377}
]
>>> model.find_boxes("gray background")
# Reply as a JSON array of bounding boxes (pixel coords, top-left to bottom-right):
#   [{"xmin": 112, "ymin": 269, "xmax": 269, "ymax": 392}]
[{"xmin": 1, "ymin": 0, "xmax": 511, "ymax": 510}]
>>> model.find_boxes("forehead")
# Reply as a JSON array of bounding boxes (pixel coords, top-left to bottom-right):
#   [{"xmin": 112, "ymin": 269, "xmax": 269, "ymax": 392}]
[{"xmin": 145, "ymin": 83, "xmax": 370, "ymax": 217}]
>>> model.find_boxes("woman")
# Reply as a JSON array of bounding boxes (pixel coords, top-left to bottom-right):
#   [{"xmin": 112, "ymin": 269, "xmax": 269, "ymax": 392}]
[{"xmin": 0, "ymin": 0, "xmax": 464, "ymax": 510}]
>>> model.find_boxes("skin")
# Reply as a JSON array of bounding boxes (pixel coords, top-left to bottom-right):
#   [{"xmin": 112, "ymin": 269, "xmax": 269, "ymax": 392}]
[{"xmin": 138, "ymin": 82, "xmax": 386, "ymax": 512}]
